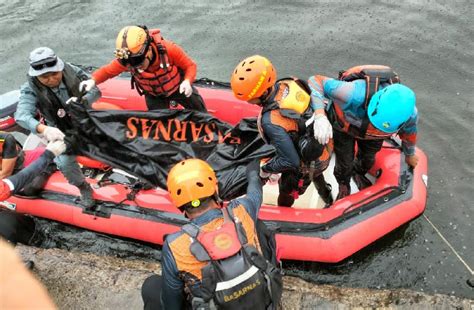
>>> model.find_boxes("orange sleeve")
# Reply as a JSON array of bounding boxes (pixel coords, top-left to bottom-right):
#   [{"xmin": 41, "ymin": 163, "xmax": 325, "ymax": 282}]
[
  {"xmin": 163, "ymin": 40, "xmax": 197, "ymax": 83},
  {"xmin": 92, "ymin": 59, "xmax": 128, "ymax": 85}
]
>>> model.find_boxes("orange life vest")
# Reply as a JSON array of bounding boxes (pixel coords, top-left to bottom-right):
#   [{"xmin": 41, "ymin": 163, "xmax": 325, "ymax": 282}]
[
  {"xmin": 256, "ymin": 78, "xmax": 311, "ymax": 140},
  {"xmin": 128, "ymin": 29, "xmax": 182, "ymax": 97},
  {"xmin": 168, "ymin": 205, "xmax": 261, "ymax": 283},
  {"xmin": 331, "ymin": 65, "xmax": 401, "ymax": 139},
  {"xmin": 257, "ymin": 79, "xmax": 333, "ymax": 165}
]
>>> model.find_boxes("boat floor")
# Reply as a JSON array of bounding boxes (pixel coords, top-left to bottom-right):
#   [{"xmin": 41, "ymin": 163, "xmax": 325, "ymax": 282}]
[{"xmin": 262, "ymin": 157, "xmax": 361, "ymax": 209}]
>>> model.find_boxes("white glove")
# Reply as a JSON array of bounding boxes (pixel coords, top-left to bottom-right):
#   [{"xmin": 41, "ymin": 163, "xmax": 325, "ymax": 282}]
[
  {"xmin": 268, "ymin": 173, "xmax": 281, "ymax": 184},
  {"xmin": 42, "ymin": 126, "xmax": 65, "ymax": 142},
  {"xmin": 313, "ymin": 114, "xmax": 333, "ymax": 145},
  {"xmin": 179, "ymin": 80, "xmax": 193, "ymax": 97},
  {"xmin": 79, "ymin": 79, "xmax": 96, "ymax": 92},
  {"xmin": 65, "ymin": 96, "xmax": 78, "ymax": 105},
  {"xmin": 259, "ymin": 167, "xmax": 280, "ymax": 183},
  {"xmin": 46, "ymin": 140, "xmax": 66, "ymax": 156}
]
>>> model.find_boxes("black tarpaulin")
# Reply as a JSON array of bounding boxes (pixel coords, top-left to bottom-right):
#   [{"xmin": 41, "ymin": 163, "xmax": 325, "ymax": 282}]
[{"xmin": 66, "ymin": 103, "xmax": 274, "ymax": 200}]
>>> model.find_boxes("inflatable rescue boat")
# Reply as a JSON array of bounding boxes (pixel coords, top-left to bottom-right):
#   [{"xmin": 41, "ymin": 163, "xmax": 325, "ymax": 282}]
[{"xmin": 1, "ymin": 77, "xmax": 428, "ymax": 263}]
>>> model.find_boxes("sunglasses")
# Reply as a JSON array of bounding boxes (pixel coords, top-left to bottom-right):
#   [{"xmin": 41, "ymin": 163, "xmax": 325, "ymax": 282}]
[
  {"xmin": 130, "ymin": 43, "xmax": 151, "ymax": 67},
  {"xmin": 30, "ymin": 57, "xmax": 58, "ymax": 70},
  {"xmin": 127, "ymin": 52, "xmax": 148, "ymax": 67}
]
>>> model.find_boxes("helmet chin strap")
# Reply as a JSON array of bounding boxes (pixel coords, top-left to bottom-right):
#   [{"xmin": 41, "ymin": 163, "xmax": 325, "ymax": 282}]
[
  {"xmin": 213, "ymin": 193, "xmax": 223, "ymax": 208},
  {"xmin": 257, "ymin": 87, "xmax": 275, "ymax": 107},
  {"xmin": 262, "ymin": 87, "xmax": 274, "ymax": 101}
]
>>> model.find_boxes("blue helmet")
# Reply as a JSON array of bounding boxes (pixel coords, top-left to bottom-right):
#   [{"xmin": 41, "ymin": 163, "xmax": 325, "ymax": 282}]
[{"xmin": 367, "ymin": 84, "xmax": 416, "ymax": 133}]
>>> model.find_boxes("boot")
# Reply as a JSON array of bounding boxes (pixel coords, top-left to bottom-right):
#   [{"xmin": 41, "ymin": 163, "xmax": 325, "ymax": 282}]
[
  {"xmin": 320, "ymin": 184, "xmax": 333, "ymax": 208},
  {"xmin": 336, "ymin": 183, "xmax": 351, "ymax": 200},
  {"xmin": 353, "ymin": 173, "xmax": 372, "ymax": 190},
  {"xmin": 315, "ymin": 182, "xmax": 333, "ymax": 208},
  {"xmin": 277, "ymin": 192, "xmax": 295, "ymax": 207},
  {"xmin": 77, "ymin": 182, "xmax": 95, "ymax": 209}
]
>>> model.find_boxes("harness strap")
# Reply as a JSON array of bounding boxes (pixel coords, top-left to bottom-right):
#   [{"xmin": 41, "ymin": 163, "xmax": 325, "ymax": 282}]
[
  {"xmin": 364, "ymin": 76, "xmax": 379, "ymax": 108},
  {"xmin": 130, "ymin": 76, "xmax": 142, "ymax": 95},
  {"xmin": 225, "ymin": 205, "xmax": 248, "ymax": 245},
  {"xmin": 156, "ymin": 42, "xmax": 169, "ymax": 70},
  {"xmin": 356, "ymin": 75, "xmax": 379, "ymax": 136},
  {"xmin": 182, "ymin": 224, "xmax": 212, "ymax": 261},
  {"xmin": 181, "ymin": 223, "xmax": 199, "ymax": 238}
]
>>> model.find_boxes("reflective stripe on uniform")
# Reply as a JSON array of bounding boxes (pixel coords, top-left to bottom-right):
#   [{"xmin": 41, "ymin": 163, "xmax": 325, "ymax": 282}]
[
  {"xmin": 215, "ymin": 265, "xmax": 260, "ymax": 291},
  {"xmin": 3, "ymin": 179, "xmax": 14, "ymax": 191}
]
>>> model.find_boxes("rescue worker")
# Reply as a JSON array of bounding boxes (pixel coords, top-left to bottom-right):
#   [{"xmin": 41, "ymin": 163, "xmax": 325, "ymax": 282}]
[
  {"xmin": 230, "ymin": 55, "xmax": 334, "ymax": 208},
  {"xmin": 1, "ymin": 140, "xmax": 65, "ymax": 203},
  {"xmin": 15, "ymin": 47, "xmax": 101, "ymax": 209},
  {"xmin": 141, "ymin": 159, "xmax": 281, "ymax": 309},
  {"xmin": 308, "ymin": 65, "xmax": 418, "ymax": 200},
  {"xmin": 80, "ymin": 25, "xmax": 207, "ymax": 112},
  {"xmin": 0, "ymin": 131, "xmax": 55, "ymax": 196},
  {"xmin": 0, "ymin": 140, "xmax": 65, "ymax": 244}
]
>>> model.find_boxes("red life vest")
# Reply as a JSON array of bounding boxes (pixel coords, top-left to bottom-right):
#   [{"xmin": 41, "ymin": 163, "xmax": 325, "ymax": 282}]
[
  {"xmin": 331, "ymin": 65, "xmax": 401, "ymax": 139},
  {"xmin": 128, "ymin": 29, "xmax": 182, "ymax": 97}
]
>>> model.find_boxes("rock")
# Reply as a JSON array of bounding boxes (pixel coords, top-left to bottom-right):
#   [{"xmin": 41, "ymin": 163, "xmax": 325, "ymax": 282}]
[{"xmin": 17, "ymin": 245, "xmax": 474, "ymax": 309}]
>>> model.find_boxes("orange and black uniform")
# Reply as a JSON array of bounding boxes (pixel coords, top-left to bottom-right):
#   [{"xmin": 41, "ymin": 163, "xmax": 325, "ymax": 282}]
[
  {"xmin": 258, "ymin": 79, "xmax": 333, "ymax": 207},
  {"xmin": 141, "ymin": 164, "xmax": 265, "ymax": 310},
  {"xmin": 93, "ymin": 29, "xmax": 207, "ymax": 112}
]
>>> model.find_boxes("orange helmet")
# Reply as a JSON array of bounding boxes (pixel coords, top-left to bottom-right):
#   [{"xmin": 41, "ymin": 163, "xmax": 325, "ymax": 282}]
[
  {"xmin": 167, "ymin": 159, "xmax": 218, "ymax": 209},
  {"xmin": 230, "ymin": 55, "xmax": 277, "ymax": 101}
]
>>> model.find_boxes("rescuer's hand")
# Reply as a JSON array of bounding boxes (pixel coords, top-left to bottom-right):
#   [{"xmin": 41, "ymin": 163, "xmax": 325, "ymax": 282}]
[{"xmin": 179, "ymin": 79, "xmax": 193, "ymax": 97}]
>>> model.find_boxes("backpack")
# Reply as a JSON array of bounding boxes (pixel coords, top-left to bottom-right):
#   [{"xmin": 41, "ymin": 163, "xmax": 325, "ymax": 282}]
[
  {"xmin": 338, "ymin": 65, "xmax": 400, "ymax": 108},
  {"xmin": 336, "ymin": 65, "xmax": 400, "ymax": 136},
  {"xmin": 181, "ymin": 206, "xmax": 282, "ymax": 310}
]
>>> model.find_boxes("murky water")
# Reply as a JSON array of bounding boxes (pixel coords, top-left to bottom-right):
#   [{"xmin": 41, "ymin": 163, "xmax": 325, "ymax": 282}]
[{"xmin": 1, "ymin": 0, "xmax": 472, "ymax": 299}]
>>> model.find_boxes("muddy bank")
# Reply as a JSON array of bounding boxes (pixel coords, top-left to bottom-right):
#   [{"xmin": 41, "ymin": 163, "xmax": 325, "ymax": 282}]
[{"xmin": 17, "ymin": 245, "xmax": 473, "ymax": 309}]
